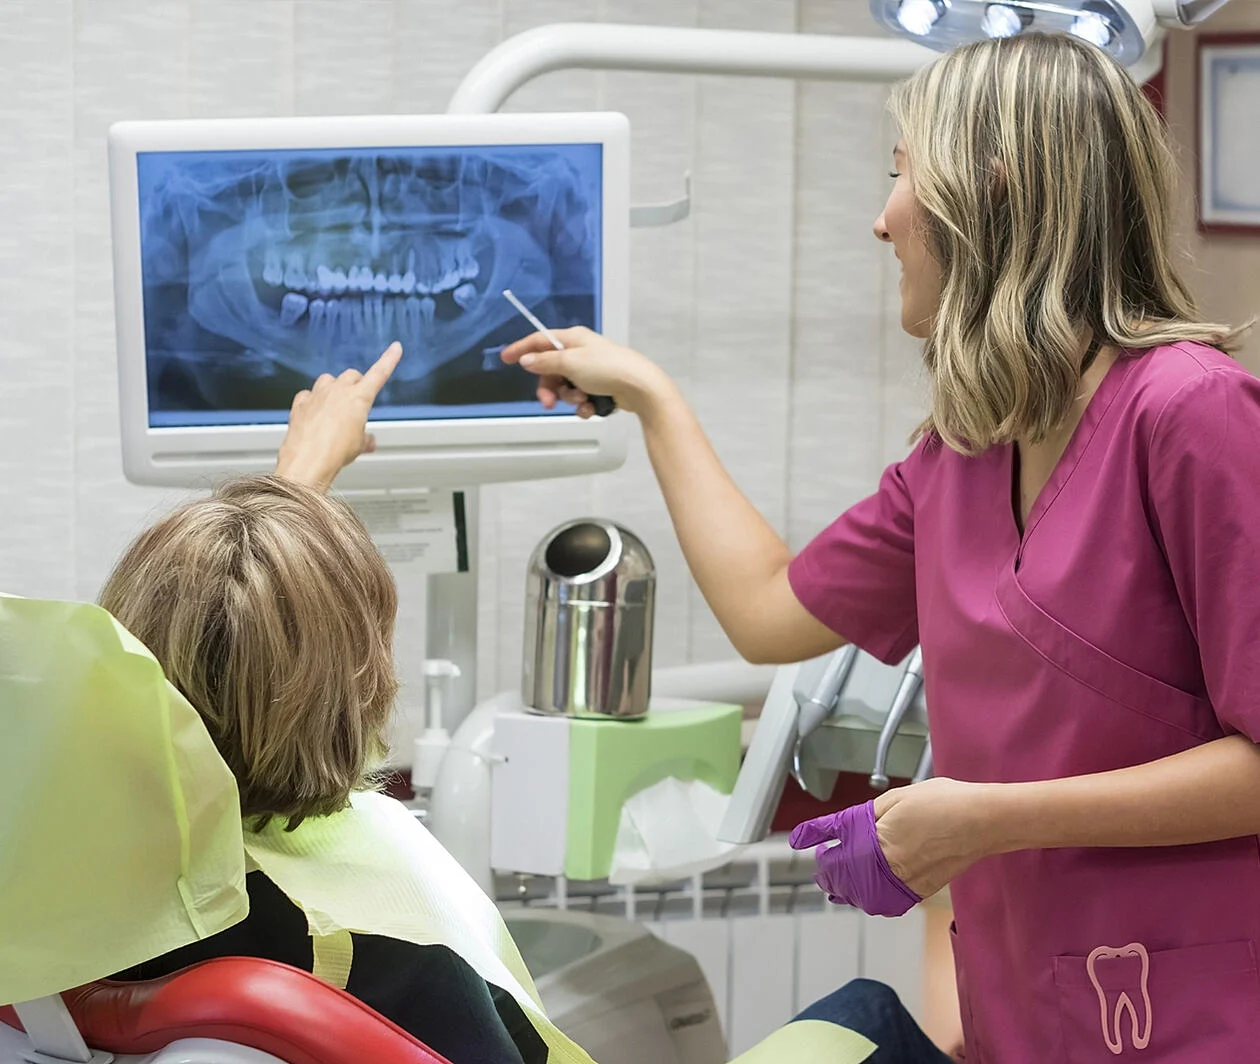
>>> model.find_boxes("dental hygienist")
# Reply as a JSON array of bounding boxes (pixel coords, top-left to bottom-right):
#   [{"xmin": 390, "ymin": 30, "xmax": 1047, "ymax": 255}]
[{"xmin": 504, "ymin": 32, "xmax": 1260, "ymax": 1064}]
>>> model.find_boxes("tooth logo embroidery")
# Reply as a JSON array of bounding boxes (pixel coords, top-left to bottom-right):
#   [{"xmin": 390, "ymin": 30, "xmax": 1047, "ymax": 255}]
[{"xmin": 1086, "ymin": 943, "xmax": 1152, "ymax": 1055}]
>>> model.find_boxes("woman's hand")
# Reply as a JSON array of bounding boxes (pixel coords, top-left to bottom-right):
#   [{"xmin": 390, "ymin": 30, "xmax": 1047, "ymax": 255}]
[
  {"xmin": 500, "ymin": 327, "xmax": 671, "ymax": 418},
  {"xmin": 872, "ymin": 777, "xmax": 996, "ymax": 900},
  {"xmin": 274, "ymin": 342, "xmax": 401, "ymax": 492}
]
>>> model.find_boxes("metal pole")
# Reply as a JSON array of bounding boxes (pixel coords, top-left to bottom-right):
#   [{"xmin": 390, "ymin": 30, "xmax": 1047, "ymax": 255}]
[{"xmin": 447, "ymin": 23, "xmax": 935, "ymax": 114}]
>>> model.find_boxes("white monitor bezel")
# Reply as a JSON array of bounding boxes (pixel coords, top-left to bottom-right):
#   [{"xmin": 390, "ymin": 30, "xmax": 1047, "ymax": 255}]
[{"xmin": 108, "ymin": 112, "xmax": 630, "ymax": 489}]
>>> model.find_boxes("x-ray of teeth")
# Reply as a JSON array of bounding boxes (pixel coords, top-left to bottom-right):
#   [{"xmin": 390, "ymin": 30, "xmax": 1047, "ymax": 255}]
[{"xmin": 136, "ymin": 143, "xmax": 603, "ymax": 425}]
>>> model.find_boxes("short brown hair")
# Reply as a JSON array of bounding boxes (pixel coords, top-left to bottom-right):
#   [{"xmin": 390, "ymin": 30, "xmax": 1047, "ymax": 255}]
[{"xmin": 99, "ymin": 474, "xmax": 398, "ymax": 828}]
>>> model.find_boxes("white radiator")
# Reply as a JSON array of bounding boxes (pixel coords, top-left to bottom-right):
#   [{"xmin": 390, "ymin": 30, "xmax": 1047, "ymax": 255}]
[{"xmin": 498, "ymin": 835, "xmax": 927, "ymax": 1057}]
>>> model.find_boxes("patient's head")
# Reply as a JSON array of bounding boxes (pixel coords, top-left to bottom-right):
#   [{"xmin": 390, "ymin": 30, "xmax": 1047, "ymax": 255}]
[{"xmin": 99, "ymin": 474, "xmax": 398, "ymax": 829}]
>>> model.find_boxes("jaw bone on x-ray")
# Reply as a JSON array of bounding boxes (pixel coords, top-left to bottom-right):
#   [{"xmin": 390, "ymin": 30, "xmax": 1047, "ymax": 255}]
[{"xmin": 136, "ymin": 144, "xmax": 602, "ymax": 426}]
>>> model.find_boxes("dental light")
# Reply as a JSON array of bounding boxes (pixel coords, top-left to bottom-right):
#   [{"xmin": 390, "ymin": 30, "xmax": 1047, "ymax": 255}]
[
  {"xmin": 982, "ymin": 4, "xmax": 1030, "ymax": 38},
  {"xmin": 897, "ymin": 0, "xmax": 949, "ymax": 36},
  {"xmin": 871, "ymin": 0, "xmax": 1234, "ymax": 67}
]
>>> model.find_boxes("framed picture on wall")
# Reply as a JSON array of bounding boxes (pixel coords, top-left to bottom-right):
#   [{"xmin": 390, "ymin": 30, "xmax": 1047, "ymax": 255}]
[{"xmin": 1198, "ymin": 34, "xmax": 1260, "ymax": 233}]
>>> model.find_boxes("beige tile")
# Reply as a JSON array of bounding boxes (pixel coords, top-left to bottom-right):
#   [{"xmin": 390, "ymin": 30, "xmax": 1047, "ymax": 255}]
[
  {"xmin": 0, "ymin": 1, "xmax": 77, "ymax": 598},
  {"xmin": 391, "ymin": 0, "xmax": 501, "ymax": 115},
  {"xmin": 73, "ymin": 0, "xmax": 194, "ymax": 601},
  {"xmin": 294, "ymin": 0, "xmax": 395, "ymax": 115},
  {"xmin": 189, "ymin": 1, "xmax": 295, "ymax": 116}
]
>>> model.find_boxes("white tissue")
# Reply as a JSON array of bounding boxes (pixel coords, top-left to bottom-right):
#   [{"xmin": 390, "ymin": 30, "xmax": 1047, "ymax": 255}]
[{"xmin": 608, "ymin": 777, "xmax": 745, "ymax": 887}]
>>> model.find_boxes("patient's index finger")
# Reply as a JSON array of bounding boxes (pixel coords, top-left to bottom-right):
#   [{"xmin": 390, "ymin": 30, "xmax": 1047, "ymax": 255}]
[{"xmin": 364, "ymin": 342, "xmax": 402, "ymax": 394}]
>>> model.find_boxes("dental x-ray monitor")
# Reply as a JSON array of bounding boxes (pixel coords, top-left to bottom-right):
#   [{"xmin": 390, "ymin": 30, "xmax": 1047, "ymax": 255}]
[{"xmin": 108, "ymin": 113, "xmax": 630, "ymax": 489}]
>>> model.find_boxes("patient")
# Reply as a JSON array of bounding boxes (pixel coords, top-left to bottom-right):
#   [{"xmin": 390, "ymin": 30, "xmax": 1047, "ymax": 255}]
[
  {"xmin": 97, "ymin": 342, "xmax": 934, "ymax": 1064},
  {"xmin": 102, "ymin": 345, "xmax": 546, "ymax": 1064}
]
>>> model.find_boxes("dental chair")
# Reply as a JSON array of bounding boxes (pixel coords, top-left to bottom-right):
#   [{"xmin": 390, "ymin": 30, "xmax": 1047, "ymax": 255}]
[{"xmin": 0, "ymin": 594, "xmax": 452, "ymax": 1064}]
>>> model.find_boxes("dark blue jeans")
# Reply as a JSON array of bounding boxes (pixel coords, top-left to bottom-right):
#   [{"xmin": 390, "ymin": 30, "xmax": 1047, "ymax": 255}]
[{"xmin": 795, "ymin": 979, "xmax": 953, "ymax": 1063}]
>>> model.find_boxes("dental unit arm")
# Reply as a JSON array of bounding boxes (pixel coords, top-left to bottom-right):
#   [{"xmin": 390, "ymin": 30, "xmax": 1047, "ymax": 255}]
[
  {"xmin": 869, "ymin": 647, "xmax": 925, "ymax": 792},
  {"xmin": 717, "ymin": 647, "xmax": 930, "ymax": 845},
  {"xmin": 792, "ymin": 645, "xmax": 861, "ymax": 790},
  {"xmin": 717, "ymin": 646, "xmax": 859, "ymax": 845}
]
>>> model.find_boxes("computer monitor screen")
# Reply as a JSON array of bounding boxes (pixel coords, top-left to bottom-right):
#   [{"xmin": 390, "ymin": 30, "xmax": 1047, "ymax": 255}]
[
  {"xmin": 109, "ymin": 114, "xmax": 629, "ymax": 488},
  {"xmin": 137, "ymin": 142, "xmax": 602, "ymax": 427}
]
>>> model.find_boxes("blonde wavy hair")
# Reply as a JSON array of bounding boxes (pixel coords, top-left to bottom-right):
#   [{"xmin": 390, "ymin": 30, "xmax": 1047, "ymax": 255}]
[
  {"xmin": 99, "ymin": 475, "xmax": 399, "ymax": 829},
  {"xmin": 890, "ymin": 33, "xmax": 1244, "ymax": 453}
]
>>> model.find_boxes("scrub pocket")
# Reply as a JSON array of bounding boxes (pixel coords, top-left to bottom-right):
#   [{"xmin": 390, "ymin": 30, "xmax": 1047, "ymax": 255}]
[{"xmin": 1054, "ymin": 940, "xmax": 1260, "ymax": 1062}]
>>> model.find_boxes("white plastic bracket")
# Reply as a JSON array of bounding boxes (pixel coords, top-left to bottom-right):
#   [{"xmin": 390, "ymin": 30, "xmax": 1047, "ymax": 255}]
[
  {"xmin": 630, "ymin": 170, "xmax": 691, "ymax": 228},
  {"xmin": 12, "ymin": 997, "xmax": 112, "ymax": 1064}
]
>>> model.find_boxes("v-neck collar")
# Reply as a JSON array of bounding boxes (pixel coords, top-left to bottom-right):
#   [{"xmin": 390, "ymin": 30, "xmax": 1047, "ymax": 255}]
[{"xmin": 1008, "ymin": 350, "xmax": 1136, "ymax": 555}]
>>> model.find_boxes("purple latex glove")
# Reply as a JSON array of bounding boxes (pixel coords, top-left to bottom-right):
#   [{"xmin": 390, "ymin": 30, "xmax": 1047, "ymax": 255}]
[{"xmin": 789, "ymin": 800, "xmax": 921, "ymax": 917}]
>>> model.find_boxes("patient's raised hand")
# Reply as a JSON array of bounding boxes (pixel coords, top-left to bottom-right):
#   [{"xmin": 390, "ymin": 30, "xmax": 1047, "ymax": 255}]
[{"xmin": 275, "ymin": 342, "xmax": 402, "ymax": 491}]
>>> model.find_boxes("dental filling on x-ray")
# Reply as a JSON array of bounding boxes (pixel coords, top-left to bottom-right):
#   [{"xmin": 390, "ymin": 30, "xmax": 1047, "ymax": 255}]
[{"xmin": 135, "ymin": 143, "xmax": 603, "ymax": 426}]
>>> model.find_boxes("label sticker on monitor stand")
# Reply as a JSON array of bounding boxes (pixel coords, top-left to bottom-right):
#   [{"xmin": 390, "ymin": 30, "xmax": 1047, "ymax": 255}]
[{"xmin": 344, "ymin": 489, "xmax": 468, "ymax": 575}]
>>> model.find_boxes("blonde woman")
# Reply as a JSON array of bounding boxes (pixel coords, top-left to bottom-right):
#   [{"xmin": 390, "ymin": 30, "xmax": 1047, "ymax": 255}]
[{"xmin": 504, "ymin": 32, "xmax": 1260, "ymax": 1064}]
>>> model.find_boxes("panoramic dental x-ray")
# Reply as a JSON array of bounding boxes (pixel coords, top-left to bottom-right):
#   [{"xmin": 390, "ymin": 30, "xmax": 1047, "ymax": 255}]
[{"xmin": 136, "ymin": 142, "xmax": 603, "ymax": 425}]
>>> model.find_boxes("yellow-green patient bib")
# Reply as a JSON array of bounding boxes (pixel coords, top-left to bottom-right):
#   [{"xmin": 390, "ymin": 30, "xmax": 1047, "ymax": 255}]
[
  {"xmin": 730, "ymin": 1020, "xmax": 876, "ymax": 1063},
  {"xmin": 243, "ymin": 790, "xmax": 597, "ymax": 1064},
  {"xmin": 0, "ymin": 594, "xmax": 248, "ymax": 1006}
]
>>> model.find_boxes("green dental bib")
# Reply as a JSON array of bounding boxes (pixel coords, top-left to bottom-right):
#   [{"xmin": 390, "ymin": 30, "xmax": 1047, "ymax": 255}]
[{"xmin": 244, "ymin": 790, "xmax": 596, "ymax": 1064}]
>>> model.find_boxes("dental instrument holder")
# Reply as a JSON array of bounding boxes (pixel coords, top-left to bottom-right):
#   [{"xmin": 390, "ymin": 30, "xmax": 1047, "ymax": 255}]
[
  {"xmin": 716, "ymin": 648, "xmax": 859, "ymax": 846},
  {"xmin": 717, "ymin": 647, "xmax": 928, "ymax": 845},
  {"xmin": 791, "ymin": 644, "xmax": 859, "ymax": 790},
  {"xmin": 869, "ymin": 647, "xmax": 925, "ymax": 791}
]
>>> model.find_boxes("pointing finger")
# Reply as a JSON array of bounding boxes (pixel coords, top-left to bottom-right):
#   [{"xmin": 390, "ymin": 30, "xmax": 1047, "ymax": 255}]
[{"xmin": 362, "ymin": 342, "xmax": 402, "ymax": 395}]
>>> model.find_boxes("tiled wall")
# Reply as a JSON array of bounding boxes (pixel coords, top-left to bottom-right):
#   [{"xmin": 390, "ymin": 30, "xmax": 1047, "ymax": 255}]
[{"xmin": 0, "ymin": 0, "xmax": 925, "ymax": 743}]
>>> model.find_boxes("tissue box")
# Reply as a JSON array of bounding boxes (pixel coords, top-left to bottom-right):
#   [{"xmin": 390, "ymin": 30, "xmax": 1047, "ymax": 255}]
[{"xmin": 490, "ymin": 699, "xmax": 742, "ymax": 881}]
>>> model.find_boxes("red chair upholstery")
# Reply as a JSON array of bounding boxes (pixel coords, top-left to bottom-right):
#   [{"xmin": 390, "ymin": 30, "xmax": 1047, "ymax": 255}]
[{"xmin": 0, "ymin": 957, "xmax": 453, "ymax": 1064}]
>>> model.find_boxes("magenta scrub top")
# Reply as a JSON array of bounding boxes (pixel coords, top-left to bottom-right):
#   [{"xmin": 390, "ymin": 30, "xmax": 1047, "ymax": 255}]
[{"xmin": 789, "ymin": 342, "xmax": 1260, "ymax": 1062}]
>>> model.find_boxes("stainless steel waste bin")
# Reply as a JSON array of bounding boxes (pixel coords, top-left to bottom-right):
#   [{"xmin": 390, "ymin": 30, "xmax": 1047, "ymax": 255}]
[{"xmin": 522, "ymin": 519, "xmax": 655, "ymax": 719}]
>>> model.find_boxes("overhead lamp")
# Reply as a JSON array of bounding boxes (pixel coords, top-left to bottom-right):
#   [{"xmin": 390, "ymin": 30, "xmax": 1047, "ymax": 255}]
[
  {"xmin": 1071, "ymin": 9, "xmax": 1116, "ymax": 46},
  {"xmin": 897, "ymin": 0, "xmax": 950, "ymax": 35},
  {"xmin": 869, "ymin": 0, "xmax": 1235, "ymax": 69},
  {"xmin": 981, "ymin": 3, "xmax": 1029, "ymax": 37}
]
